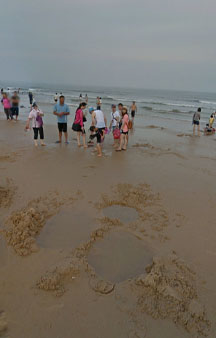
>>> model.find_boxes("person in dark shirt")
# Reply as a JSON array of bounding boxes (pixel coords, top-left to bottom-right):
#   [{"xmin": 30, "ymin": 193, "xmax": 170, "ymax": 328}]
[{"xmin": 11, "ymin": 91, "xmax": 20, "ymax": 121}]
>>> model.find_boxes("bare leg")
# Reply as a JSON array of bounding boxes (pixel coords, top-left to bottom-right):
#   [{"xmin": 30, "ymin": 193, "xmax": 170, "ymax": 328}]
[
  {"xmin": 198, "ymin": 125, "xmax": 200, "ymax": 136},
  {"xmin": 123, "ymin": 134, "xmax": 128, "ymax": 150},
  {"xmin": 116, "ymin": 134, "xmax": 124, "ymax": 151},
  {"xmin": 193, "ymin": 124, "xmax": 195, "ymax": 136},
  {"xmin": 59, "ymin": 132, "xmax": 62, "ymax": 143},
  {"xmin": 82, "ymin": 134, "xmax": 87, "ymax": 148},
  {"xmin": 97, "ymin": 144, "xmax": 102, "ymax": 157},
  {"xmin": 64, "ymin": 132, "xmax": 68, "ymax": 143},
  {"xmin": 77, "ymin": 132, "xmax": 81, "ymax": 146}
]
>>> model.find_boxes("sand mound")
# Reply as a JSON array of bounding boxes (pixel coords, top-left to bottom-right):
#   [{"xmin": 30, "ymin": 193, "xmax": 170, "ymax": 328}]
[
  {"xmin": 97, "ymin": 183, "xmax": 158, "ymax": 212},
  {"xmin": 4, "ymin": 193, "xmax": 77, "ymax": 256},
  {"xmin": 134, "ymin": 254, "xmax": 210, "ymax": 336},
  {"xmin": 37, "ymin": 257, "xmax": 80, "ymax": 296},
  {"xmin": 0, "ymin": 178, "xmax": 15, "ymax": 208},
  {"xmin": 0, "ymin": 312, "xmax": 7, "ymax": 336}
]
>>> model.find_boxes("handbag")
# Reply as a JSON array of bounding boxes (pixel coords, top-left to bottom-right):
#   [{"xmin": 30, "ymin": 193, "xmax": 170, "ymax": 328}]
[
  {"xmin": 72, "ymin": 123, "xmax": 81, "ymax": 131},
  {"xmin": 83, "ymin": 116, "xmax": 87, "ymax": 123}
]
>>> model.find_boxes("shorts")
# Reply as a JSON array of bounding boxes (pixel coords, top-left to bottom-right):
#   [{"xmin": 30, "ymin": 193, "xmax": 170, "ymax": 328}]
[
  {"xmin": 33, "ymin": 127, "xmax": 44, "ymax": 140},
  {"xmin": 193, "ymin": 120, "xmax": 200, "ymax": 126},
  {"xmin": 131, "ymin": 110, "xmax": 135, "ymax": 118},
  {"xmin": 97, "ymin": 105, "xmax": 101, "ymax": 110},
  {"xmin": 58, "ymin": 123, "xmax": 67, "ymax": 133},
  {"xmin": 121, "ymin": 130, "xmax": 128, "ymax": 135},
  {"xmin": 11, "ymin": 106, "xmax": 19, "ymax": 116},
  {"xmin": 4, "ymin": 108, "xmax": 12, "ymax": 120},
  {"xmin": 97, "ymin": 128, "xmax": 105, "ymax": 144}
]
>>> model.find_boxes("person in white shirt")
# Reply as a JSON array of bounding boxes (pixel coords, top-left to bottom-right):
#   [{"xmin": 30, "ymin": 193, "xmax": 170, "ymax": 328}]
[
  {"xmin": 25, "ymin": 102, "xmax": 45, "ymax": 147},
  {"xmin": 109, "ymin": 104, "xmax": 120, "ymax": 147},
  {"xmin": 91, "ymin": 108, "xmax": 107, "ymax": 157}
]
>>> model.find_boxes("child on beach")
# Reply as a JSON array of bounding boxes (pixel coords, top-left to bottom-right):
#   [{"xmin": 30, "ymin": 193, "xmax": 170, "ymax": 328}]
[
  {"xmin": 116, "ymin": 106, "xmax": 129, "ymax": 151},
  {"xmin": 1, "ymin": 93, "xmax": 12, "ymax": 120},
  {"xmin": 25, "ymin": 103, "xmax": 45, "ymax": 147},
  {"xmin": 91, "ymin": 108, "xmax": 107, "ymax": 157},
  {"xmin": 209, "ymin": 114, "xmax": 215, "ymax": 128},
  {"xmin": 109, "ymin": 104, "xmax": 120, "ymax": 148},
  {"xmin": 192, "ymin": 107, "xmax": 201, "ymax": 136},
  {"xmin": 89, "ymin": 126, "xmax": 105, "ymax": 157}
]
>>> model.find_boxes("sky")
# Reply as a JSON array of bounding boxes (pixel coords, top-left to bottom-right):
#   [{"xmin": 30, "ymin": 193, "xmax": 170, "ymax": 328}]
[{"xmin": 0, "ymin": 0, "xmax": 216, "ymax": 92}]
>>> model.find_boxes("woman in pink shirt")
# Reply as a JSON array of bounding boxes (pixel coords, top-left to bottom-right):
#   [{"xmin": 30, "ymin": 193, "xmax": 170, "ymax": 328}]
[
  {"xmin": 1, "ymin": 93, "xmax": 12, "ymax": 120},
  {"xmin": 116, "ymin": 106, "xmax": 129, "ymax": 151},
  {"xmin": 72, "ymin": 102, "xmax": 87, "ymax": 148}
]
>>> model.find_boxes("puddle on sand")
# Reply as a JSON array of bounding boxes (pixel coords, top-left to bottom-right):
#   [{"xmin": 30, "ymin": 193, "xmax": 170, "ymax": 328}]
[
  {"xmin": 103, "ymin": 205, "xmax": 138, "ymax": 224},
  {"xmin": 37, "ymin": 209, "xmax": 96, "ymax": 250},
  {"xmin": 88, "ymin": 230, "xmax": 153, "ymax": 283}
]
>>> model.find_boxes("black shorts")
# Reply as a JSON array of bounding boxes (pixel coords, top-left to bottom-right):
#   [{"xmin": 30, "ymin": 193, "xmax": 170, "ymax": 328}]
[
  {"xmin": 58, "ymin": 123, "xmax": 67, "ymax": 133},
  {"xmin": 121, "ymin": 130, "xmax": 128, "ymax": 135},
  {"xmin": 131, "ymin": 110, "xmax": 135, "ymax": 118},
  {"xmin": 97, "ymin": 105, "xmax": 101, "ymax": 110},
  {"xmin": 193, "ymin": 120, "xmax": 200, "ymax": 126},
  {"xmin": 11, "ymin": 107, "xmax": 19, "ymax": 116}
]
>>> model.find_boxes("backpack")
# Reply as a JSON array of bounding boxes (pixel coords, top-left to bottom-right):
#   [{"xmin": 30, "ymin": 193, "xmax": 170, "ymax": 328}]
[{"xmin": 128, "ymin": 120, "xmax": 133, "ymax": 130}]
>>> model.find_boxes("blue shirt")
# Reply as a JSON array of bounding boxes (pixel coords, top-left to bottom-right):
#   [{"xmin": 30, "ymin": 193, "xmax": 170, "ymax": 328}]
[{"xmin": 54, "ymin": 103, "xmax": 70, "ymax": 123}]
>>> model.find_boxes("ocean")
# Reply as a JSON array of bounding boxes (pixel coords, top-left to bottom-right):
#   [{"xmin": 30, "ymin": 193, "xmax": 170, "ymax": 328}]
[{"xmin": 1, "ymin": 84, "xmax": 215, "ymax": 133}]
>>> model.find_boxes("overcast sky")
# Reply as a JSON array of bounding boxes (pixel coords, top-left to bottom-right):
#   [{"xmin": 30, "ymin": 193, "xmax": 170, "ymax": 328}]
[{"xmin": 1, "ymin": 0, "xmax": 216, "ymax": 91}]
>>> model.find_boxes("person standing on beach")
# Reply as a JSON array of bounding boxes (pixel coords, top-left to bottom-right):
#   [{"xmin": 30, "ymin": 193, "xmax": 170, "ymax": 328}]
[
  {"xmin": 85, "ymin": 94, "xmax": 88, "ymax": 104},
  {"xmin": 91, "ymin": 108, "xmax": 107, "ymax": 157},
  {"xmin": 28, "ymin": 91, "xmax": 33, "ymax": 108},
  {"xmin": 25, "ymin": 102, "xmax": 45, "ymax": 147},
  {"xmin": 96, "ymin": 97, "xmax": 101, "ymax": 110},
  {"xmin": 116, "ymin": 106, "xmax": 129, "ymax": 151},
  {"xmin": 11, "ymin": 91, "xmax": 20, "ymax": 121},
  {"xmin": 130, "ymin": 101, "xmax": 137, "ymax": 122},
  {"xmin": 79, "ymin": 94, "xmax": 83, "ymax": 102},
  {"xmin": 1, "ymin": 93, "xmax": 13, "ymax": 120},
  {"xmin": 53, "ymin": 95, "xmax": 70, "ymax": 144},
  {"xmin": 54, "ymin": 93, "xmax": 58, "ymax": 103},
  {"xmin": 109, "ymin": 104, "xmax": 120, "ymax": 147},
  {"xmin": 192, "ymin": 107, "xmax": 201, "ymax": 136},
  {"xmin": 72, "ymin": 102, "xmax": 87, "ymax": 148}
]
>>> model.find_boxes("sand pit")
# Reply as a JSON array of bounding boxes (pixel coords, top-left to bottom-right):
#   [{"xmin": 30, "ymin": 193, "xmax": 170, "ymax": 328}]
[
  {"xmin": 3, "ymin": 192, "xmax": 77, "ymax": 256},
  {"xmin": 37, "ymin": 209, "xmax": 96, "ymax": 250},
  {"xmin": 103, "ymin": 205, "xmax": 138, "ymax": 224},
  {"xmin": 133, "ymin": 253, "xmax": 210, "ymax": 337},
  {"xmin": 88, "ymin": 230, "xmax": 153, "ymax": 283}
]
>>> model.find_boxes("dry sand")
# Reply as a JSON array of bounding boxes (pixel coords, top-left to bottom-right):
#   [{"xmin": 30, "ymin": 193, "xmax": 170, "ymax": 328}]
[{"xmin": 0, "ymin": 119, "xmax": 216, "ymax": 337}]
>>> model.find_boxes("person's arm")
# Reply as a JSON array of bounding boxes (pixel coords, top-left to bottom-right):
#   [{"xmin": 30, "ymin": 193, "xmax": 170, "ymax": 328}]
[
  {"xmin": 92, "ymin": 112, "xmax": 96, "ymax": 126},
  {"xmin": 104, "ymin": 113, "xmax": 107, "ymax": 128},
  {"xmin": 25, "ymin": 113, "xmax": 33, "ymax": 129},
  {"xmin": 79, "ymin": 110, "xmax": 84, "ymax": 128},
  {"xmin": 53, "ymin": 110, "xmax": 60, "ymax": 116},
  {"xmin": 39, "ymin": 110, "xmax": 44, "ymax": 117},
  {"xmin": 135, "ymin": 105, "xmax": 137, "ymax": 112}
]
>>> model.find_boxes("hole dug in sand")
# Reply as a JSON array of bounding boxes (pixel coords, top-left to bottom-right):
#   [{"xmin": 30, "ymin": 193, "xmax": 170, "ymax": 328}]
[
  {"xmin": 88, "ymin": 230, "xmax": 153, "ymax": 284},
  {"xmin": 37, "ymin": 209, "xmax": 96, "ymax": 250},
  {"xmin": 103, "ymin": 205, "xmax": 138, "ymax": 224}
]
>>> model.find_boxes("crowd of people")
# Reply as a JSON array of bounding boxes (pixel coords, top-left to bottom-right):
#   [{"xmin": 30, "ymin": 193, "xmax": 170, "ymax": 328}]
[
  {"xmin": 24, "ymin": 95, "xmax": 134, "ymax": 156},
  {"xmin": 1, "ymin": 90, "xmax": 216, "ymax": 156}
]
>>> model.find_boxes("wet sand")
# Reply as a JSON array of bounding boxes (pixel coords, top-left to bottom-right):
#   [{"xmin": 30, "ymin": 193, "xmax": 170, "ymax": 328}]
[{"xmin": 0, "ymin": 118, "xmax": 216, "ymax": 337}]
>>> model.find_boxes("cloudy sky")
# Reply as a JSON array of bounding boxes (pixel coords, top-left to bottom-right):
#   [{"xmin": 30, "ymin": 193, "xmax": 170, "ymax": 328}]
[{"xmin": 1, "ymin": 0, "xmax": 215, "ymax": 91}]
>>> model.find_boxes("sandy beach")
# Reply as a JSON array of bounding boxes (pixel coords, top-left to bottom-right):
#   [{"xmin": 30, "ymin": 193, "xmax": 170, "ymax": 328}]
[{"xmin": 1, "ymin": 117, "xmax": 216, "ymax": 338}]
